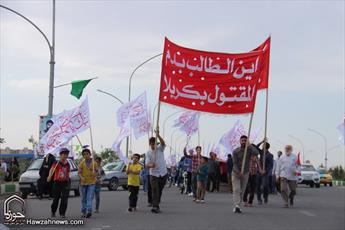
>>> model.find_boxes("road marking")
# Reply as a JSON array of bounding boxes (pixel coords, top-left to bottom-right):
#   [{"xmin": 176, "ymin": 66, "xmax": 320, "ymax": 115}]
[{"xmin": 299, "ymin": 210, "xmax": 316, "ymax": 217}]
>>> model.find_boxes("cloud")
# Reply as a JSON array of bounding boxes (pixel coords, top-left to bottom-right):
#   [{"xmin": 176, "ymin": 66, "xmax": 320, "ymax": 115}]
[{"xmin": 8, "ymin": 78, "xmax": 48, "ymax": 91}]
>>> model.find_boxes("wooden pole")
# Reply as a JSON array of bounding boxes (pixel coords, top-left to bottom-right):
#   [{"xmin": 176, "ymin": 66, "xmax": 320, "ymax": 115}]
[
  {"xmin": 154, "ymin": 102, "xmax": 162, "ymax": 162},
  {"xmin": 241, "ymin": 112, "xmax": 254, "ymax": 174},
  {"xmin": 75, "ymin": 135, "xmax": 83, "ymax": 147},
  {"xmin": 262, "ymin": 88, "xmax": 269, "ymax": 171},
  {"xmin": 89, "ymin": 127, "xmax": 95, "ymax": 172}
]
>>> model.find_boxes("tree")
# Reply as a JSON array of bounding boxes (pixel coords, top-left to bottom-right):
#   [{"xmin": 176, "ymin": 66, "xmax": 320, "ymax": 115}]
[
  {"xmin": 99, "ymin": 148, "xmax": 119, "ymax": 165},
  {"xmin": 28, "ymin": 135, "xmax": 38, "ymax": 149},
  {"xmin": 329, "ymin": 166, "xmax": 345, "ymax": 180}
]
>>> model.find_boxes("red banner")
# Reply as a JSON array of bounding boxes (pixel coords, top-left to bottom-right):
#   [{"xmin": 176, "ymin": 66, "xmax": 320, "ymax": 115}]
[
  {"xmin": 159, "ymin": 38, "xmax": 266, "ymax": 114},
  {"xmin": 253, "ymin": 37, "xmax": 270, "ymax": 90}
]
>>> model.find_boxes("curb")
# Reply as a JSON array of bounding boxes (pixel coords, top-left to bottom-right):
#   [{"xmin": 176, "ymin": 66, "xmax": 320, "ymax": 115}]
[
  {"xmin": 332, "ymin": 180, "xmax": 345, "ymax": 186},
  {"xmin": 0, "ymin": 183, "xmax": 19, "ymax": 195}
]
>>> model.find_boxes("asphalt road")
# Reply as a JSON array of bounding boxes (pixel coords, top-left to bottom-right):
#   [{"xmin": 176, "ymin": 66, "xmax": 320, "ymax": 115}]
[{"xmin": 1, "ymin": 185, "xmax": 344, "ymax": 230}]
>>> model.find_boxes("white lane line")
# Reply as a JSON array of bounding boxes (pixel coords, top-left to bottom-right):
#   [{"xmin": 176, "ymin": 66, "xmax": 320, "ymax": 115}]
[{"xmin": 299, "ymin": 210, "xmax": 316, "ymax": 217}]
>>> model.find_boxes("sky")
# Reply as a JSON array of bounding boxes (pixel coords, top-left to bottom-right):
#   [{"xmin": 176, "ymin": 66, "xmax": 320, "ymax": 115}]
[{"xmin": 0, "ymin": 0, "xmax": 344, "ymax": 168}]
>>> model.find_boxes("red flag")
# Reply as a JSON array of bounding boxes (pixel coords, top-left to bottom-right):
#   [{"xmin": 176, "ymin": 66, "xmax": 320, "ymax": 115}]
[
  {"xmin": 296, "ymin": 152, "xmax": 301, "ymax": 166},
  {"xmin": 253, "ymin": 37, "xmax": 271, "ymax": 90},
  {"xmin": 159, "ymin": 38, "xmax": 266, "ymax": 115}
]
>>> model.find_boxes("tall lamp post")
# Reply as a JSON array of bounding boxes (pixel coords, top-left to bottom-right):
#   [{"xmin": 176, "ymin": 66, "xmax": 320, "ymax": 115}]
[
  {"xmin": 308, "ymin": 128, "xmax": 328, "ymax": 169},
  {"xmin": 0, "ymin": 1, "xmax": 56, "ymax": 116},
  {"xmin": 127, "ymin": 53, "xmax": 163, "ymax": 152},
  {"xmin": 288, "ymin": 134, "xmax": 305, "ymax": 163},
  {"xmin": 97, "ymin": 89, "xmax": 129, "ymax": 156}
]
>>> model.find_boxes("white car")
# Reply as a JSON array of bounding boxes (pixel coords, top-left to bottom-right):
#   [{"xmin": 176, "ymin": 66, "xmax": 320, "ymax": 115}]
[{"xmin": 298, "ymin": 164, "xmax": 320, "ymax": 188}]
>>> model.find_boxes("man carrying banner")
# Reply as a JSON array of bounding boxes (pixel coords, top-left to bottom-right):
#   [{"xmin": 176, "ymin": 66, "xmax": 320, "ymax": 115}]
[
  {"xmin": 232, "ymin": 135, "xmax": 259, "ymax": 213},
  {"xmin": 145, "ymin": 128, "xmax": 167, "ymax": 214}
]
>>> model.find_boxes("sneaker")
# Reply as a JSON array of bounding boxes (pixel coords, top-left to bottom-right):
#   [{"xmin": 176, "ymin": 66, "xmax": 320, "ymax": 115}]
[
  {"xmin": 264, "ymin": 198, "xmax": 268, "ymax": 204},
  {"xmin": 195, "ymin": 199, "xmax": 200, "ymax": 203},
  {"xmin": 60, "ymin": 214, "xmax": 66, "ymax": 218},
  {"xmin": 128, "ymin": 208, "xmax": 133, "ymax": 212},
  {"xmin": 94, "ymin": 209, "xmax": 99, "ymax": 213},
  {"xmin": 244, "ymin": 202, "xmax": 249, "ymax": 207},
  {"xmin": 258, "ymin": 200, "xmax": 263, "ymax": 205},
  {"xmin": 200, "ymin": 199, "xmax": 205, "ymax": 203},
  {"xmin": 233, "ymin": 205, "xmax": 242, "ymax": 213},
  {"xmin": 86, "ymin": 212, "xmax": 92, "ymax": 218},
  {"xmin": 81, "ymin": 213, "xmax": 86, "ymax": 218},
  {"xmin": 151, "ymin": 208, "xmax": 160, "ymax": 214},
  {"xmin": 51, "ymin": 212, "xmax": 56, "ymax": 218},
  {"xmin": 289, "ymin": 198, "xmax": 294, "ymax": 207},
  {"xmin": 188, "ymin": 192, "xmax": 193, "ymax": 196}
]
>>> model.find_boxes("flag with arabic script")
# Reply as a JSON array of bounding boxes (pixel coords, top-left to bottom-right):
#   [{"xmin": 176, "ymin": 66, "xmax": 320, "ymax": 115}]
[
  {"xmin": 158, "ymin": 38, "xmax": 266, "ymax": 114},
  {"xmin": 173, "ymin": 111, "xmax": 200, "ymax": 137}
]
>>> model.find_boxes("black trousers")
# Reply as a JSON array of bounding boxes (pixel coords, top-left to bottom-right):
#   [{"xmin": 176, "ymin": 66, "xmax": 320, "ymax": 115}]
[
  {"xmin": 206, "ymin": 173, "xmax": 216, "ymax": 192},
  {"xmin": 128, "ymin": 185, "xmax": 139, "ymax": 208},
  {"xmin": 147, "ymin": 175, "xmax": 152, "ymax": 204},
  {"xmin": 51, "ymin": 181, "xmax": 70, "ymax": 215},
  {"xmin": 243, "ymin": 174, "xmax": 257, "ymax": 204},
  {"xmin": 37, "ymin": 178, "xmax": 53, "ymax": 197},
  {"xmin": 150, "ymin": 175, "xmax": 167, "ymax": 208},
  {"xmin": 186, "ymin": 172, "xmax": 192, "ymax": 193}
]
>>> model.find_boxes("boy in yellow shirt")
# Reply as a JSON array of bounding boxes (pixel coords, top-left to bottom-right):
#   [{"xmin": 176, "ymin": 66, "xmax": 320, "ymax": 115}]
[
  {"xmin": 78, "ymin": 148, "xmax": 98, "ymax": 218},
  {"xmin": 127, "ymin": 154, "xmax": 142, "ymax": 212}
]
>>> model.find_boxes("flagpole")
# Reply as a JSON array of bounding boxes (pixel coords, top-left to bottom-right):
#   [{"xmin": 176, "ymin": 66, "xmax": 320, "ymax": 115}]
[
  {"xmin": 75, "ymin": 135, "xmax": 83, "ymax": 147},
  {"xmin": 89, "ymin": 127, "xmax": 94, "ymax": 156},
  {"xmin": 54, "ymin": 77, "xmax": 98, "ymax": 89},
  {"xmin": 154, "ymin": 102, "xmax": 162, "ymax": 162},
  {"xmin": 262, "ymin": 88, "xmax": 269, "ymax": 171},
  {"xmin": 241, "ymin": 112, "xmax": 254, "ymax": 174}
]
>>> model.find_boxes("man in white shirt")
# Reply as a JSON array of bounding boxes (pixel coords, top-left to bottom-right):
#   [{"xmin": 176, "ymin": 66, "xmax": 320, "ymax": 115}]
[
  {"xmin": 0, "ymin": 159, "xmax": 7, "ymax": 177},
  {"xmin": 146, "ymin": 128, "xmax": 167, "ymax": 214},
  {"xmin": 275, "ymin": 145, "xmax": 298, "ymax": 208}
]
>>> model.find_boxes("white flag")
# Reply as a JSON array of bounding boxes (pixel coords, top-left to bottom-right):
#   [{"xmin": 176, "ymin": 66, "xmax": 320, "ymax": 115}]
[
  {"xmin": 117, "ymin": 92, "xmax": 151, "ymax": 139},
  {"xmin": 112, "ymin": 120, "xmax": 130, "ymax": 164},
  {"xmin": 40, "ymin": 98, "xmax": 90, "ymax": 155},
  {"xmin": 173, "ymin": 111, "xmax": 200, "ymax": 137},
  {"xmin": 219, "ymin": 120, "xmax": 260, "ymax": 154}
]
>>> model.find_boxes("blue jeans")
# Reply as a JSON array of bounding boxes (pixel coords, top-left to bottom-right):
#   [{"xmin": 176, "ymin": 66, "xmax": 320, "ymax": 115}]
[
  {"xmin": 94, "ymin": 185, "xmax": 101, "ymax": 211},
  {"xmin": 142, "ymin": 175, "xmax": 148, "ymax": 192},
  {"xmin": 80, "ymin": 184, "xmax": 95, "ymax": 214}
]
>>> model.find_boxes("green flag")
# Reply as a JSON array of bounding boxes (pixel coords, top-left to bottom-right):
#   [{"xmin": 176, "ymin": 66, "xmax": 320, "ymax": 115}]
[{"xmin": 70, "ymin": 79, "xmax": 92, "ymax": 99}]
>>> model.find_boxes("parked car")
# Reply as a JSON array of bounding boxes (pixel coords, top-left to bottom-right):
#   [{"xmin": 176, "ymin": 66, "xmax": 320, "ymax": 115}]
[
  {"xmin": 102, "ymin": 160, "xmax": 144, "ymax": 191},
  {"xmin": 297, "ymin": 164, "xmax": 320, "ymax": 188},
  {"xmin": 318, "ymin": 168, "xmax": 333, "ymax": 186},
  {"xmin": 102, "ymin": 161, "xmax": 128, "ymax": 191},
  {"xmin": 19, "ymin": 158, "xmax": 80, "ymax": 199}
]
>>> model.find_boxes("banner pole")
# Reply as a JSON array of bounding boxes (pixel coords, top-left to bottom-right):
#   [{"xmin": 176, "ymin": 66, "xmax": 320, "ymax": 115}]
[
  {"xmin": 241, "ymin": 112, "xmax": 254, "ymax": 174},
  {"xmin": 262, "ymin": 88, "xmax": 269, "ymax": 171},
  {"xmin": 75, "ymin": 135, "xmax": 83, "ymax": 147},
  {"xmin": 154, "ymin": 102, "xmax": 162, "ymax": 162}
]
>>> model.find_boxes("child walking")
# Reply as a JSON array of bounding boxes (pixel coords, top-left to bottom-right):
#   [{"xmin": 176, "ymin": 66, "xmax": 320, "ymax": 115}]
[
  {"xmin": 127, "ymin": 154, "xmax": 142, "ymax": 212},
  {"xmin": 78, "ymin": 148, "xmax": 98, "ymax": 218},
  {"xmin": 94, "ymin": 156, "xmax": 105, "ymax": 213},
  {"xmin": 48, "ymin": 148, "xmax": 71, "ymax": 218},
  {"xmin": 196, "ymin": 156, "xmax": 209, "ymax": 203}
]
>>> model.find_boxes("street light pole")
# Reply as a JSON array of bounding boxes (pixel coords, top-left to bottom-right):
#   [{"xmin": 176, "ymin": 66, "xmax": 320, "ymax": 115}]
[
  {"xmin": 163, "ymin": 111, "xmax": 183, "ymax": 138},
  {"xmin": 0, "ymin": 2, "xmax": 56, "ymax": 116},
  {"xmin": 127, "ymin": 53, "xmax": 163, "ymax": 152},
  {"xmin": 308, "ymin": 128, "xmax": 328, "ymax": 169},
  {"xmin": 97, "ymin": 89, "xmax": 129, "ymax": 156},
  {"xmin": 288, "ymin": 134, "xmax": 305, "ymax": 163}
]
